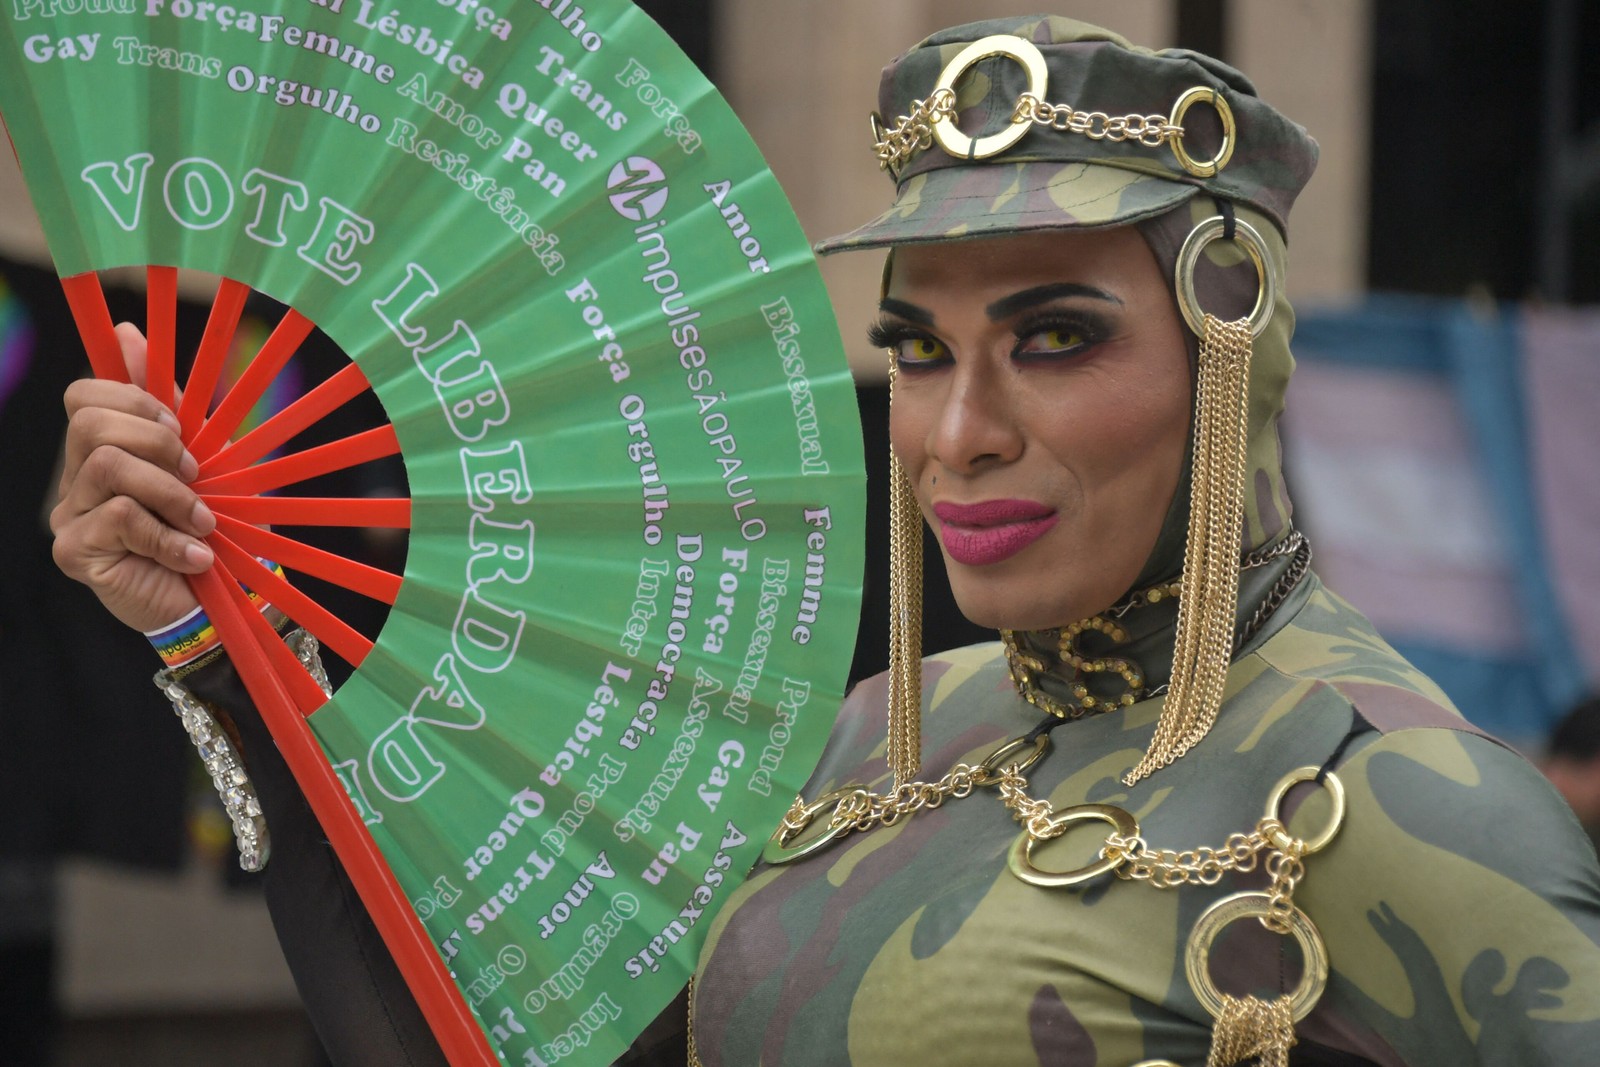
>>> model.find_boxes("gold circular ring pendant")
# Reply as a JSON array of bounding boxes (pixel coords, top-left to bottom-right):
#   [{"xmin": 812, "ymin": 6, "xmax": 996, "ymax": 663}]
[
  {"xmin": 1185, "ymin": 891, "xmax": 1330, "ymax": 1023},
  {"xmin": 1263, "ymin": 766, "xmax": 1346, "ymax": 856},
  {"xmin": 930, "ymin": 34, "xmax": 1048, "ymax": 160},
  {"xmin": 1008, "ymin": 803, "xmax": 1139, "ymax": 888},
  {"xmin": 978, "ymin": 732, "xmax": 1050, "ymax": 778},
  {"xmin": 1169, "ymin": 85, "xmax": 1237, "ymax": 177},
  {"xmin": 761, "ymin": 784, "xmax": 864, "ymax": 865}
]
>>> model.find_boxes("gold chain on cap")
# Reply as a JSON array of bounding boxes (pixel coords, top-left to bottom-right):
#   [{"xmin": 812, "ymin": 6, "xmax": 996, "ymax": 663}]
[
  {"xmin": 871, "ymin": 34, "xmax": 1238, "ymax": 179},
  {"xmin": 1012, "ymin": 93, "xmax": 1182, "ymax": 148},
  {"xmin": 928, "ymin": 34, "xmax": 1048, "ymax": 160}
]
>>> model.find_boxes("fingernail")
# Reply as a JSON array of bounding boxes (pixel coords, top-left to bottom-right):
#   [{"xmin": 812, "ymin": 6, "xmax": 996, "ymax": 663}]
[
  {"xmin": 178, "ymin": 450, "xmax": 199, "ymax": 482},
  {"xmin": 190, "ymin": 499, "xmax": 215, "ymax": 533},
  {"xmin": 185, "ymin": 541, "xmax": 214, "ymax": 568},
  {"xmin": 157, "ymin": 408, "xmax": 180, "ymax": 434}
]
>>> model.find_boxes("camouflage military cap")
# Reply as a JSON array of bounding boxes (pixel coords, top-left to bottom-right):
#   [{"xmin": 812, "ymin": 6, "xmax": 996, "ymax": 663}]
[{"xmin": 816, "ymin": 15, "xmax": 1318, "ymax": 254}]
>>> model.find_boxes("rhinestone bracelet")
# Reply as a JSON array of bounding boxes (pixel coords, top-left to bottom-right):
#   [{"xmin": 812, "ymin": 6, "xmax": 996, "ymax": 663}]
[{"xmin": 155, "ymin": 668, "xmax": 270, "ymax": 872}]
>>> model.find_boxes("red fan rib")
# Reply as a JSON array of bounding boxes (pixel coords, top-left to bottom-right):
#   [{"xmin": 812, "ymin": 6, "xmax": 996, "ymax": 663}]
[
  {"xmin": 207, "ymin": 538, "xmax": 373, "ymax": 666},
  {"xmin": 214, "ymin": 561, "xmax": 329, "ymax": 717},
  {"xmin": 189, "ymin": 308, "xmax": 315, "ymax": 460},
  {"xmin": 146, "ymin": 266, "xmax": 177, "ymax": 411},
  {"xmin": 192, "ymin": 425, "xmax": 400, "ymax": 497},
  {"xmin": 176, "ymin": 277, "xmax": 249, "ymax": 447},
  {"xmin": 199, "ymin": 362, "xmax": 372, "ymax": 480},
  {"xmin": 205, "ymin": 494, "xmax": 410, "ymax": 528},
  {"xmin": 186, "ymin": 567, "xmax": 492, "ymax": 1066},
  {"xmin": 59, "ymin": 273, "xmax": 129, "ymax": 383},
  {"xmin": 214, "ymin": 514, "xmax": 402, "ymax": 605},
  {"xmin": 57, "ymin": 268, "xmax": 479, "ymax": 1060}
]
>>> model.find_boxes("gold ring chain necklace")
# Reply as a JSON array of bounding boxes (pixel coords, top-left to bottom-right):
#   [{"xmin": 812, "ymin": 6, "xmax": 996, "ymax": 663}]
[
  {"xmin": 754, "ymin": 743, "xmax": 1344, "ymax": 1067},
  {"xmin": 996, "ymin": 762, "xmax": 1330, "ymax": 936},
  {"xmin": 765, "ymin": 532, "xmax": 1310, "ymax": 858}
]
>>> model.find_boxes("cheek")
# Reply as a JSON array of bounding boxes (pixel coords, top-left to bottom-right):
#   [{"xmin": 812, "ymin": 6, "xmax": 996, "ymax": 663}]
[
  {"xmin": 1147, "ymin": 372, "xmax": 1193, "ymax": 467},
  {"xmin": 1054, "ymin": 357, "xmax": 1190, "ymax": 540},
  {"xmin": 1120, "ymin": 376, "xmax": 1191, "ymax": 509},
  {"xmin": 1059, "ymin": 358, "xmax": 1191, "ymax": 475},
  {"xmin": 1122, "ymin": 333, "xmax": 1193, "ymax": 463},
  {"xmin": 887, "ymin": 395, "xmax": 930, "ymax": 480}
]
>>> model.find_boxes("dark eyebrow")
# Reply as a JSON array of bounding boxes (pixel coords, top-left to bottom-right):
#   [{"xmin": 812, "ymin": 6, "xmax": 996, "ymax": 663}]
[
  {"xmin": 986, "ymin": 282, "xmax": 1122, "ymax": 320},
  {"xmin": 877, "ymin": 297, "xmax": 935, "ymax": 326}
]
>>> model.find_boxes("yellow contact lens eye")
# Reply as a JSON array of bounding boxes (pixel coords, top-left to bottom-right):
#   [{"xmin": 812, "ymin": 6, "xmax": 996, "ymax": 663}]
[
  {"xmin": 901, "ymin": 337, "xmax": 946, "ymax": 362},
  {"xmin": 1044, "ymin": 329, "xmax": 1082, "ymax": 348}
]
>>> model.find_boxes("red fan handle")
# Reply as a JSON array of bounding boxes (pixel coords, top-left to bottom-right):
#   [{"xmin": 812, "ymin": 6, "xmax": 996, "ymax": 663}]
[{"xmin": 59, "ymin": 270, "xmax": 497, "ymax": 1067}]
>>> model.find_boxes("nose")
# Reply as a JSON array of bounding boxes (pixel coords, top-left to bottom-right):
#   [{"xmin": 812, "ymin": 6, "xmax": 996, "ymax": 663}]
[{"xmin": 925, "ymin": 362, "xmax": 1023, "ymax": 474}]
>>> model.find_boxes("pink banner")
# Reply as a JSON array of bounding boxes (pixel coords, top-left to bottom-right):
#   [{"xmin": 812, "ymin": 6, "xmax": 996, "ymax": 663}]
[
  {"xmin": 1522, "ymin": 308, "xmax": 1600, "ymax": 688},
  {"xmin": 1282, "ymin": 359, "xmax": 1527, "ymax": 654}
]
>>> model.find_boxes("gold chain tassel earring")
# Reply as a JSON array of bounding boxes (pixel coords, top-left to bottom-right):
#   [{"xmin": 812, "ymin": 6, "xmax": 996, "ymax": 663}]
[
  {"xmin": 886, "ymin": 359, "xmax": 925, "ymax": 786},
  {"xmin": 1126, "ymin": 214, "xmax": 1275, "ymax": 786}
]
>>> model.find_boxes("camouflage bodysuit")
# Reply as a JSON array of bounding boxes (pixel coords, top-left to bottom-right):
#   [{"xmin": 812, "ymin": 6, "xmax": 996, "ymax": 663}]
[
  {"xmin": 690, "ymin": 574, "xmax": 1600, "ymax": 1066},
  {"xmin": 694, "ymin": 28, "xmax": 1600, "ymax": 1056}
]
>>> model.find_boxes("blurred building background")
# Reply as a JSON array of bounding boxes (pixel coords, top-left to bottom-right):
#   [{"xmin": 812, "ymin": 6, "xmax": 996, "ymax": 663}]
[{"xmin": 1, "ymin": 0, "xmax": 1597, "ymax": 1063}]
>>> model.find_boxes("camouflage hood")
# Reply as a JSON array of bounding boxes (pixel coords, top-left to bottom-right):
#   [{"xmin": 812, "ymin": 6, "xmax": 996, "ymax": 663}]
[
  {"xmin": 821, "ymin": 15, "xmax": 1317, "ymax": 585},
  {"xmin": 1132, "ymin": 196, "xmax": 1299, "ymax": 582}
]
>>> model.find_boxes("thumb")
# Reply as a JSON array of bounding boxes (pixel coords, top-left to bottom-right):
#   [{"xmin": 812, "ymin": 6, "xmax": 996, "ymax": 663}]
[{"xmin": 115, "ymin": 321, "xmax": 184, "ymax": 412}]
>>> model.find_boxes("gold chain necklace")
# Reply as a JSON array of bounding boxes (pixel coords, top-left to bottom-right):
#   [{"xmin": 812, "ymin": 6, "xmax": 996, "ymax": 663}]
[
  {"xmin": 761, "ymin": 734, "xmax": 1048, "ymax": 863},
  {"xmin": 764, "ymin": 531, "xmax": 1309, "ymax": 865},
  {"xmin": 997, "ymin": 761, "xmax": 1340, "ymax": 936},
  {"xmin": 758, "ymin": 731, "xmax": 1344, "ymax": 1067},
  {"xmin": 997, "ymin": 758, "xmax": 1343, "ymax": 1067}
]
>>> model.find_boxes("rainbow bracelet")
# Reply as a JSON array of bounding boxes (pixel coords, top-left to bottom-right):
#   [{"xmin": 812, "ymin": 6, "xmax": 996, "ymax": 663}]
[{"xmin": 144, "ymin": 559, "xmax": 286, "ymax": 669}]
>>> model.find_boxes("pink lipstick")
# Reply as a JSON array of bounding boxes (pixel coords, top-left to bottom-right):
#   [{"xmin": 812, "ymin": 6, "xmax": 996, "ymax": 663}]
[{"xmin": 932, "ymin": 499, "xmax": 1058, "ymax": 566}]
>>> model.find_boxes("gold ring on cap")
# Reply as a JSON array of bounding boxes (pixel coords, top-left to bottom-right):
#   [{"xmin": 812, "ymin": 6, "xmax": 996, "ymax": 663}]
[
  {"xmin": 1184, "ymin": 891, "xmax": 1330, "ymax": 1022},
  {"xmin": 1263, "ymin": 767, "xmax": 1346, "ymax": 856},
  {"xmin": 761, "ymin": 785, "xmax": 864, "ymax": 864},
  {"xmin": 1008, "ymin": 803, "xmax": 1138, "ymax": 888},
  {"xmin": 1174, "ymin": 215, "xmax": 1277, "ymax": 338},
  {"xmin": 1169, "ymin": 86, "xmax": 1236, "ymax": 177},
  {"xmin": 931, "ymin": 34, "xmax": 1048, "ymax": 160}
]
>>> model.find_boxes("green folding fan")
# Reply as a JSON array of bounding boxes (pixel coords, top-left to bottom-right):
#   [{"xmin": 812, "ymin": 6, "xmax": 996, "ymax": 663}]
[{"xmin": 0, "ymin": 2, "xmax": 864, "ymax": 1062}]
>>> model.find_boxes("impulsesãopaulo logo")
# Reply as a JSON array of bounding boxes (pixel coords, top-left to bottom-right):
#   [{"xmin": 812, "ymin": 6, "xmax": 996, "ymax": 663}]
[{"xmin": 606, "ymin": 156, "xmax": 668, "ymax": 221}]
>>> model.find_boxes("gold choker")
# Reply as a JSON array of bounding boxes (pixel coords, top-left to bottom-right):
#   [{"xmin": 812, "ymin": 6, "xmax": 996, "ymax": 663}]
[{"xmin": 1003, "ymin": 531, "xmax": 1309, "ymax": 722}]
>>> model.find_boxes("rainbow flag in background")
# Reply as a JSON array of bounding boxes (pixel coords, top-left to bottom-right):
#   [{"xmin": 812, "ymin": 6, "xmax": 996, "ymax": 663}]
[
  {"xmin": 0, "ymin": 277, "xmax": 36, "ymax": 414},
  {"xmin": 212, "ymin": 311, "xmax": 303, "ymax": 455}
]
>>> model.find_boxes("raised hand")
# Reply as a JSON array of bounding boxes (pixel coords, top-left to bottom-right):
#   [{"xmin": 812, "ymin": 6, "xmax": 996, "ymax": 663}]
[{"xmin": 51, "ymin": 322, "xmax": 214, "ymax": 633}]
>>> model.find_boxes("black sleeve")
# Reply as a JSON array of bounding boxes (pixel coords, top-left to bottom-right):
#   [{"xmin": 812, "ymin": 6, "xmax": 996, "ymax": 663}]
[
  {"xmin": 184, "ymin": 653, "xmax": 448, "ymax": 1067},
  {"xmin": 181, "ymin": 649, "xmax": 686, "ymax": 1066}
]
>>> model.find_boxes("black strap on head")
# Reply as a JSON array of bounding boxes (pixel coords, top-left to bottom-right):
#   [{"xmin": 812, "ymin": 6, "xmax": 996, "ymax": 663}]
[{"xmin": 1217, "ymin": 196, "xmax": 1237, "ymax": 242}]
